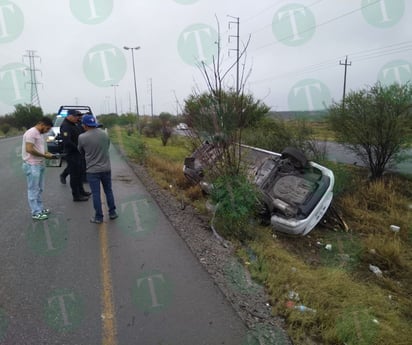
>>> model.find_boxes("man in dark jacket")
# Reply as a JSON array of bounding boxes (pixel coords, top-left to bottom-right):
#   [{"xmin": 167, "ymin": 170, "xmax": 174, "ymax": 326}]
[
  {"xmin": 60, "ymin": 110, "xmax": 91, "ymax": 201},
  {"xmin": 59, "ymin": 120, "xmax": 87, "ymax": 184}
]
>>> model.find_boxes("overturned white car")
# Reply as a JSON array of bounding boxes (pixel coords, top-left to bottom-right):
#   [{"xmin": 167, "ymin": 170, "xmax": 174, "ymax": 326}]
[{"xmin": 183, "ymin": 143, "xmax": 334, "ymax": 236}]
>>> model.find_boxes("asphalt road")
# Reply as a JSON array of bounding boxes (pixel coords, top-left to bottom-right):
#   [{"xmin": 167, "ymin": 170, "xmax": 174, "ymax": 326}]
[
  {"xmin": 323, "ymin": 140, "xmax": 412, "ymax": 175},
  {"xmin": 0, "ymin": 136, "xmax": 249, "ymax": 345}
]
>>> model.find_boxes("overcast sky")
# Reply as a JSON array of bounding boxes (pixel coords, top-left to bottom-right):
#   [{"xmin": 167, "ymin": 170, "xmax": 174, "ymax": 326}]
[{"xmin": 0, "ymin": 0, "xmax": 411, "ymax": 116}]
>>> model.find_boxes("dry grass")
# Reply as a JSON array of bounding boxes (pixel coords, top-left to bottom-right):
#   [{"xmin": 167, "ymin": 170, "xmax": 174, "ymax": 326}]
[
  {"xmin": 241, "ymin": 228, "xmax": 412, "ymax": 345},
  {"xmin": 145, "ymin": 156, "xmax": 206, "ymax": 205},
  {"xmin": 340, "ymin": 177, "xmax": 410, "ymax": 236},
  {"xmin": 147, "ymin": 156, "xmax": 189, "ymax": 188},
  {"xmin": 109, "ymin": 126, "xmax": 204, "ymax": 206},
  {"xmin": 309, "ymin": 121, "xmax": 336, "ymax": 141},
  {"xmin": 338, "ymin": 176, "xmax": 412, "ymax": 273},
  {"xmin": 184, "ymin": 184, "xmax": 204, "ymax": 201}
]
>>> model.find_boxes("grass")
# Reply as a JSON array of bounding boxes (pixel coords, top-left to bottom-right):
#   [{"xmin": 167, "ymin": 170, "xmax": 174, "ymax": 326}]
[
  {"xmin": 110, "ymin": 126, "xmax": 203, "ymax": 203},
  {"xmin": 0, "ymin": 128, "xmax": 21, "ymax": 138},
  {"xmin": 110, "ymin": 126, "xmax": 147, "ymax": 164},
  {"xmin": 309, "ymin": 121, "xmax": 336, "ymax": 141},
  {"xmin": 109, "ymin": 125, "xmax": 412, "ymax": 345},
  {"xmin": 239, "ymin": 228, "xmax": 411, "ymax": 345},
  {"xmin": 143, "ymin": 134, "xmax": 192, "ymax": 162}
]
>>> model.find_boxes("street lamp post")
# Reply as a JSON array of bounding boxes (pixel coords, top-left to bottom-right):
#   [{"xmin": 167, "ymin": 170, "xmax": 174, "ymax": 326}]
[
  {"xmin": 123, "ymin": 46, "xmax": 141, "ymax": 132},
  {"xmin": 111, "ymin": 84, "xmax": 119, "ymax": 114}
]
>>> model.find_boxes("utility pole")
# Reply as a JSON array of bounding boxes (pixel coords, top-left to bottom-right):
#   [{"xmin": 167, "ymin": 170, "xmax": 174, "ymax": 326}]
[
  {"xmin": 123, "ymin": 46, "xmax": 141, "ymax": 132},
  {"xmin": 148, "ymin": 78, "xmax": 154, "ymax": 117},
  {"xmin": 339, "ymin": 55, "xmax": 352, "ymax": 109},
  {"xmin": 23, "ymin": 50, "xmax": 42, "ymax": 107},
  {"xmin": 228, "ymin": 16, "xmax": 240, "ymax": 94},
  {"xmin": 172, "ymin": 90, "xmax": 179, "ymax": 116}
]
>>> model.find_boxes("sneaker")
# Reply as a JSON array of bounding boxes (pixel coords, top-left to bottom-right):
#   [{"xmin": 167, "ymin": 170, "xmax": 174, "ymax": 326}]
[
  {"xmin": 41, "ymin": 209, "xmax": 51, "ymax": 215},
  {"xmin": 73, "ymin": 195, "xmax": 89, "ymax": 202},
  {"xmin": 109, "ymin": 212, "xmax": 118, "ymax": 220},
  {"xmin": 90, "ymin": 217, "xmax": 103, "ymax": 224},
  {"xmin": 32, "ymin": 213, "xmax": 48, "ymax": 221}
]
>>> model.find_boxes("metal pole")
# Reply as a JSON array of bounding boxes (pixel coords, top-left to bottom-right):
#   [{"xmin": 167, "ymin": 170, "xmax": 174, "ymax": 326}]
[
  {"xmin": 235, "ymin": 17, "xmax": 240, "ymax": 94},
  {"xmin": 124, "ymin": 46, "xmax": 141, "ymax": 132},
  {"xmin": 339, "ymin": 55, "xmax": 352, "ymax": 109},
  {"xmin": 150, "ymin": 78, "xmax": 154, "ymax": 118},
  {"xmin": 228, "ymin": 16, "xmax": 240, "ymax": 94},
  {"xmin": 131, "ymin": 49, "xmax": 139, "ymax": 117},
  {"xmin": 111, "ymin": 84, "xmax": 119, "ymax": 114}
]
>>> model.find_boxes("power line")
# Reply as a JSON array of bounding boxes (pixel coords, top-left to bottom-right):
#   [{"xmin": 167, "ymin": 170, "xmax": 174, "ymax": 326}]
[
  {"xmin": 347, "ymin": 41, "xmax": 412, "ymax": 62},
  {"xmin": 219, "ymin": 0, "xmax": 324, "ymax": 53},
  {"xmin": 249, "ymin": 41, "xmax": 412, "ymax": 85},
  {"xmin": 245, "ymin": 0, "xmax": 324, "ymax": 30},
  {"xmin": 252, "ymin": 0, "xmax": 382, "ymax": 52}
]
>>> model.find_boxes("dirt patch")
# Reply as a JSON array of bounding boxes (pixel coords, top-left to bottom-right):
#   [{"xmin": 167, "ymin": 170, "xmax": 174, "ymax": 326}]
[{"xmin": 124, "ymin": 157, "xmax": 293, "ymax": 344}]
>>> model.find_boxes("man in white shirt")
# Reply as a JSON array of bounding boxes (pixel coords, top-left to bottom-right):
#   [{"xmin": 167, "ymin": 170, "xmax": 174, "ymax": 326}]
[{"xmin": 22, "ymin": 117, "xmax": 55, "ymax": 220}]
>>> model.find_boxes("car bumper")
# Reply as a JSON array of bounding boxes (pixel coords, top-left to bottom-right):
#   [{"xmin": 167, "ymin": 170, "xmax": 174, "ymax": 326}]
[{"xmin": 47, "ymin": 141, "xmax": 63, "ymax": 154}]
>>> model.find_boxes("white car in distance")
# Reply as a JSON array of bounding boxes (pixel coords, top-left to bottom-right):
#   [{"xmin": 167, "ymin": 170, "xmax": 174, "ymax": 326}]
[{"xmin": 176, "ymin": 123, "xmax": 189, "ymax": 130}]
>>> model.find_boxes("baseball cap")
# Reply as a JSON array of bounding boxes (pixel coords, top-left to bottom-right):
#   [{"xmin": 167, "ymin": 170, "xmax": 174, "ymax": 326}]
[
  {"xmin": 82, "ymin": 114, "xmax": 98, "ymax": 127},
  {"xmin": 67, "ymin": 109, "xmax": 82, "ymax": 116}
]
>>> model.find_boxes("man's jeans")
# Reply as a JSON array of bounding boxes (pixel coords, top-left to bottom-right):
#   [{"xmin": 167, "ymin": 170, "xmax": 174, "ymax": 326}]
[
  {"xmin": 22, "ymin": 162, "xmax": 45, "ymax": 216},
  {"xmin": 87, "ymin": 171, "xmax": 116, "ymax": 221}
]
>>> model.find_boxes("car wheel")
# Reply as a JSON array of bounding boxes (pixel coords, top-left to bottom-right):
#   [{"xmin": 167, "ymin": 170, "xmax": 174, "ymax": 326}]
[{"xmin": 281, "ymin": 147, "xmax": 308, "ymax": 169}]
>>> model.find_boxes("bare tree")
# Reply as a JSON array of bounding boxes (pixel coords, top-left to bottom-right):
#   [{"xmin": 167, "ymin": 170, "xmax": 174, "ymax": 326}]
[{"xmin": 184, "ymin": 17, "xmax": 268, "ymax": 178}]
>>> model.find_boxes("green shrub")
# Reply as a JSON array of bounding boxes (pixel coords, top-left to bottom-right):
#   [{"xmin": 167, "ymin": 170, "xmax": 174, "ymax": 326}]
[
  {"xmin": 0, "ymin": 123, "xmax": 11, "ymax": 135},
  {"xmin": 133, "ymin": 137, "xmax": 147, "ymax": 164},
  {"xmin": 210, "ymin": 173, "xmax": 258, "ymax": 241},
  {"xmin": 321, "ymin": 161, "xmax": 357, "ymax": 196},
  {"xmin": 142, "ymin": 118, "xmax": 162, "ymax": 137}
]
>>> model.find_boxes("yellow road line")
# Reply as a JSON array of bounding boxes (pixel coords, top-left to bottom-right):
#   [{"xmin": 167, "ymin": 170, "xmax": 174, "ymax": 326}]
[{"xmin": 99, "ymin": 198, "xmax": 117, "ymax": 345}]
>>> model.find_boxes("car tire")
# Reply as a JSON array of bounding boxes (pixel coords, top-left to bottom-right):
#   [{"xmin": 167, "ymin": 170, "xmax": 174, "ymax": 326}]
[{"xmin": 281, "ymin": 147, "xmax": 308, "ymax": 169}]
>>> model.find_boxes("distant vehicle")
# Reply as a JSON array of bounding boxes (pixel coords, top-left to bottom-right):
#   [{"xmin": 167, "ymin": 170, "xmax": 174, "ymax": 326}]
[
  {"xmin": 46, "ymin": 105, "xmax": 93, "ymax": 154},
  {"xmin": 183, "ymin": 143, "xmax": 334, "ymax": 236},
  {"xmin": 176, "ymin": 123, "xmax": 189, "ymax": 130}
]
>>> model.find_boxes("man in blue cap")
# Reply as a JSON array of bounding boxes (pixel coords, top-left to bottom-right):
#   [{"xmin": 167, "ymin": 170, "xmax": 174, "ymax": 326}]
[{"xmin": 78, "ymin": 114, "xmax": 118, "ymax": 224}]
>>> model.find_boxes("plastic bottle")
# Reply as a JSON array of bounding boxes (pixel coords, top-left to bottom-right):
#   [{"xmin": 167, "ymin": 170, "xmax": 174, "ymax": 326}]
[
  {"xmin": 294, "ymin": 305, "xmax": 316, "ymax": 313},
  {"xmin": 369, "ymin": 264, "xmax": 383, "ymax": 277}
]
